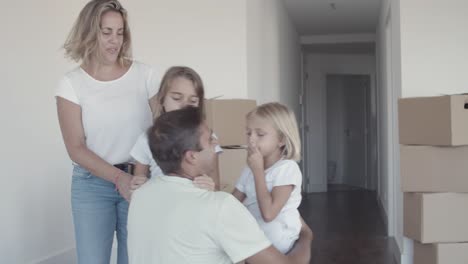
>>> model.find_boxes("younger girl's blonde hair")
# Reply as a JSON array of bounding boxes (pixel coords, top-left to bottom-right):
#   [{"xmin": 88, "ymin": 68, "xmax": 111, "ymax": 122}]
[
  {"xmin": 63, "ymin": 0, "xmax": 132, "ymax": 66},
  {"xmin": 247, "ymin": 102, "xmax": 301, "ymax": 161},
  {"xmin": 151, "ymin": 66, "xmax": 205, "ymax": 119}
]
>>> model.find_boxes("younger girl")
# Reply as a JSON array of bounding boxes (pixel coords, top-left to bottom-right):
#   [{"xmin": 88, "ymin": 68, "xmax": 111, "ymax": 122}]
[
  {"xmin": 233, "ymin": 102, "xmax": 303, "ymax": 253},
  {"xmin": 130, "ymin": 66, "xmax": 221, "ymax": 190}
]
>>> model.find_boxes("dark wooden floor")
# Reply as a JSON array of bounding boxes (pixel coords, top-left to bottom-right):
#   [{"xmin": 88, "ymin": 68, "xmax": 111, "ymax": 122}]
[{"xmin": 299, "ymin": 185, "xmax": 397, "ymax": 264}]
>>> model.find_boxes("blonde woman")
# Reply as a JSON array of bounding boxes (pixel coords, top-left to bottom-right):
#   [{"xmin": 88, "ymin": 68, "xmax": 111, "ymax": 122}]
[
  {"xmin": 55, "ymin": 1, "xmax": 159, "ymax": 263},
  {"xmin": 232, "ymin": 102, "xmax": 304, "ymax": 254}
]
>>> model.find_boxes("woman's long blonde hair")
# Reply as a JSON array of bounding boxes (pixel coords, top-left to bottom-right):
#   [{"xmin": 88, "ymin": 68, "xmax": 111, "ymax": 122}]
[
  {"xmin": 63, "ymin": 0, "xmax": 132, "ymax": 66},
  {"xmin": 247, "ymin": 102, "xmax": 301, "ymax": 161}
]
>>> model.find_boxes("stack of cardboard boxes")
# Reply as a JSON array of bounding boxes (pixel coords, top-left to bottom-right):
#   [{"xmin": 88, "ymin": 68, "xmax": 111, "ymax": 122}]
[
  {"xmin": 399, "ymin": 95, "xmax": 468, "ymax": 264},
  {"xmin": 205, "ymin": 99, "xmax": 257, "ymax": 193}
]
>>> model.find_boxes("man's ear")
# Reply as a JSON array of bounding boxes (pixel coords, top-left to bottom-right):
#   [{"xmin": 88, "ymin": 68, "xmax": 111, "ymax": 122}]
[{"xmin": 184, "ymin": 150, "xmax": 197, "ymax": 165}]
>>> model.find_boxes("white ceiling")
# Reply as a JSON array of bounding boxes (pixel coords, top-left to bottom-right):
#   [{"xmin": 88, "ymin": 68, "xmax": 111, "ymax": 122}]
[{"xmin": 283, "ymin": 0, "xmax": 382, "ymax": 35}]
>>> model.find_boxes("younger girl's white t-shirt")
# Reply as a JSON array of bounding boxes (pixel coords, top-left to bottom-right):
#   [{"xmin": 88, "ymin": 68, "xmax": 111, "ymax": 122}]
[
  {"xmin": 235, "ymin": 159, "xmax": 302, "ymax": 253},
  {"xmin": 130, "ymin": 131, "xmax": 223, "ymax": 179},
  {"xmin": 55, "ymin": 61, "xmax": 160, "ymax": 165}
]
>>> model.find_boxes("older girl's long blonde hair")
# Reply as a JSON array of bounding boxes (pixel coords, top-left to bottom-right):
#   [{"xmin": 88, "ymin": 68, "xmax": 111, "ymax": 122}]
[{"xmin": 151, "ymin": 66, "xmax": 205, "ymax": 119}]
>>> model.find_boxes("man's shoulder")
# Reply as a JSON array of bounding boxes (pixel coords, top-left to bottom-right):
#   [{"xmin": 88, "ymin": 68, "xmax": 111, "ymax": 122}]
[
  {"xmin": 134, "ymin": 178, "xmax": 236, "ymax": 201},
  {"xmin": 202, "ymin": 190, "xmax": 237, "ymax": 205},
  {"xmin": 130, "ymin": 178, "xmax": 159, "ymax": 201},
  {"xmin": 193, "ymin": 191, "xmax": 246, "ymax": 216}
]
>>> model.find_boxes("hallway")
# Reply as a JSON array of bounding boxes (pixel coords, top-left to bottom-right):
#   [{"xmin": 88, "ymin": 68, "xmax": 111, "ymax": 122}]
[{"xmin": 299, "ymin": 185, "xmax": 396, "ymax": 264}]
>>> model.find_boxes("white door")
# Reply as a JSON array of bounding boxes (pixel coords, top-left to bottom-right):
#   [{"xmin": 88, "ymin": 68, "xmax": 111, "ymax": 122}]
[{"xmin": 342, "ymin": 75, "xmax": 368, "ymax": 189}]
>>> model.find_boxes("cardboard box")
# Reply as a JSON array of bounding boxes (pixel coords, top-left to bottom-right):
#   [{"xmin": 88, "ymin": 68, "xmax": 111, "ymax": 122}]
[
  {"xmin": 404, "ymin": 193, "xmax": 468, "ymax": 243},
  {"xmin": 401, "ymin": 145, "xmax": 468, "ymax": 192},
  {"xmin": 399, "ymin": 94, "xmax": 468, "ymax": 146},
  {"xmin": 219, "ymin": 148, "xmax": 247, "ymax": 193},
  {"xmin": 205, "ymin": 99, "xmax": 257, "ymax": 146},
  {"xmin": 414, "ymin": 242, "xmax": 468, "ymax": 264}
]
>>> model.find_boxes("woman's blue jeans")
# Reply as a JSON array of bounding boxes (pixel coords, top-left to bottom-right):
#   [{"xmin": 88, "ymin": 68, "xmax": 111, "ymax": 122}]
[{"xmin": 71, "ymin": 165, "xmax": 129, "ymax": 264}]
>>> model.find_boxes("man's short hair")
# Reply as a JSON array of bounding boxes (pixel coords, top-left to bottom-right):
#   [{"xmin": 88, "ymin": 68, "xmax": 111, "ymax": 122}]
[{"xmin": 148, "ymin": 107, "xmax": 203, "ymax": 175}]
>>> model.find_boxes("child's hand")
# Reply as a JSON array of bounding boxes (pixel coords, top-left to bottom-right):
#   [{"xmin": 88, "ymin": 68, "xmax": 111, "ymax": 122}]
[
  {"xmin": 193, "ymin": 175, "xmax": 215, "ymax": 191},
  {"xmin": 247, "ymin": 142, "xmax": 264, "ymax": 174},
  {"xmin": 130, "ymin": 175, "xmax": 149, "ymax": 191}
]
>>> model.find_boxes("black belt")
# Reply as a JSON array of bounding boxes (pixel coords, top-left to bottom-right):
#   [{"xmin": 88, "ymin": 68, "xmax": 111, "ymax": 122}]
[{"xmin": 114, "ymin": 163, "xmax": 134, "ymax": 174}]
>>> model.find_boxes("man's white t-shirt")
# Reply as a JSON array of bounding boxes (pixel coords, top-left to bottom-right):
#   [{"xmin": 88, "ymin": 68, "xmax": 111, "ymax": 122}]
[
  {"xmin": 130, "ymin": 132, "xmax": 223, "ymax": 178},
  {"xmin": 235, "ymin": 159, "xmax": 302, "ymax": 253},
  {"xmin": 55, "ymin": 61, "xmax": 160, "ymax": 164},
  {"xmin": 128, "ymin": 175, "xmax": 272, "ymax": 264}
]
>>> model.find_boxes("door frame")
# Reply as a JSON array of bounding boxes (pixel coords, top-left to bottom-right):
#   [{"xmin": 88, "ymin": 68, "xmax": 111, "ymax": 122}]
[{"xmin": 301, "ymin": 53, "xmax": 378, "ymax": 194}]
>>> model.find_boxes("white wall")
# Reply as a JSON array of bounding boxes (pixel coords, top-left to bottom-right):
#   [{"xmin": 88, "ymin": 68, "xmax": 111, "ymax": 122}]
[
  {"xmin": 376, "ymin": 0, "xmax": 410, "ymax": 262},
  {"xmin": 399, "ymin": 0, "xmax": 468, "ymax": 97},
  {"xmin": 128, "ymin": 0, "xmax": 248, "ymax": 99},
  {"xmin": 2, "ymin": 1, "xmax": 250, "ymax": 263},
  {"xmin": 377, "ymin": 1, "xmax": 468, "ymax": 263},
  {"xmin": 1, "ymin": 1, "xmax": 85, "ymax": 263},
  {"xmin": 245, "ymin": 0, "xmax": 302, "ymax": 182},
  {"xmin": 304, "ymin": 54, "xmax": 376, "ymax": 193},
  {"xmin": 246, "ymin": 0, "xmax": 302, "ymax": 114}
]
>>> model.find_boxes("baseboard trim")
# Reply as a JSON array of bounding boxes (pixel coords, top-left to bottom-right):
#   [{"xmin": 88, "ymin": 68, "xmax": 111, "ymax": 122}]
[
  {"xmin": 31, "ymin": 245, "xmax": 119, "ymax": 264},
  {"xmin": 389, "ymin": 237, "xmax": 401, "ymax": 264},
  {"xmin": 307, "ymin": 184, "xmax": 327, "ymax": 193},
  {"xmin": 400, "ymin": 238, "xmax": 414, "ymax": 264},
  {"xmin": 30, "ymin": 247, "xmax": 75, "ymax": 264},
  {"xmin": 376, "ymin": 194, "xmax": 388, "ymax": 235}
]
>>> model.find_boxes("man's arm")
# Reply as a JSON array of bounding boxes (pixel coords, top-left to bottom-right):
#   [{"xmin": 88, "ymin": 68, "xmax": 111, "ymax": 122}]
[
  {"xmin": 286, "ymin": 217, "xmax": 313, "ymax": 263},
  {"xmin": 245, "ymin": 217, "xmax": 313, "ymax": 264}
]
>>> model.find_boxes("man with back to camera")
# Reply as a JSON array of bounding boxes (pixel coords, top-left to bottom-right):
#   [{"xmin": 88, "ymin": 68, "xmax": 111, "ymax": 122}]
[{"xmin": 127, "ymin": 106, "xmax": 313, "ymax": 264}]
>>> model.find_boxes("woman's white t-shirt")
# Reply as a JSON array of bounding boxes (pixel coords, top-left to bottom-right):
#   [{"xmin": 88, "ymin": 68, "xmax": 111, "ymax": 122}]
[
  {"xmin": 55, "ymin": 61, "xmax": 160, "ymax": 165},
  {"xmin": 235, "ymin": 159, "xmax": 302, "ymax": 253}
]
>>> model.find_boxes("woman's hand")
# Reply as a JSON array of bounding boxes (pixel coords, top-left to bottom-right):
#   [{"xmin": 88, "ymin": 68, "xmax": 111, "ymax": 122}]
[
  {"xmin": 193, "ymin": 175, "xmax": 215, "ymax": 191},
  {"xmin": 116, "ymin": 172, "xmax": 133, "ymax": 201},
  {"xmin": 130, "ymin": 175, "xmax": 149, "ymax": 192}
]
